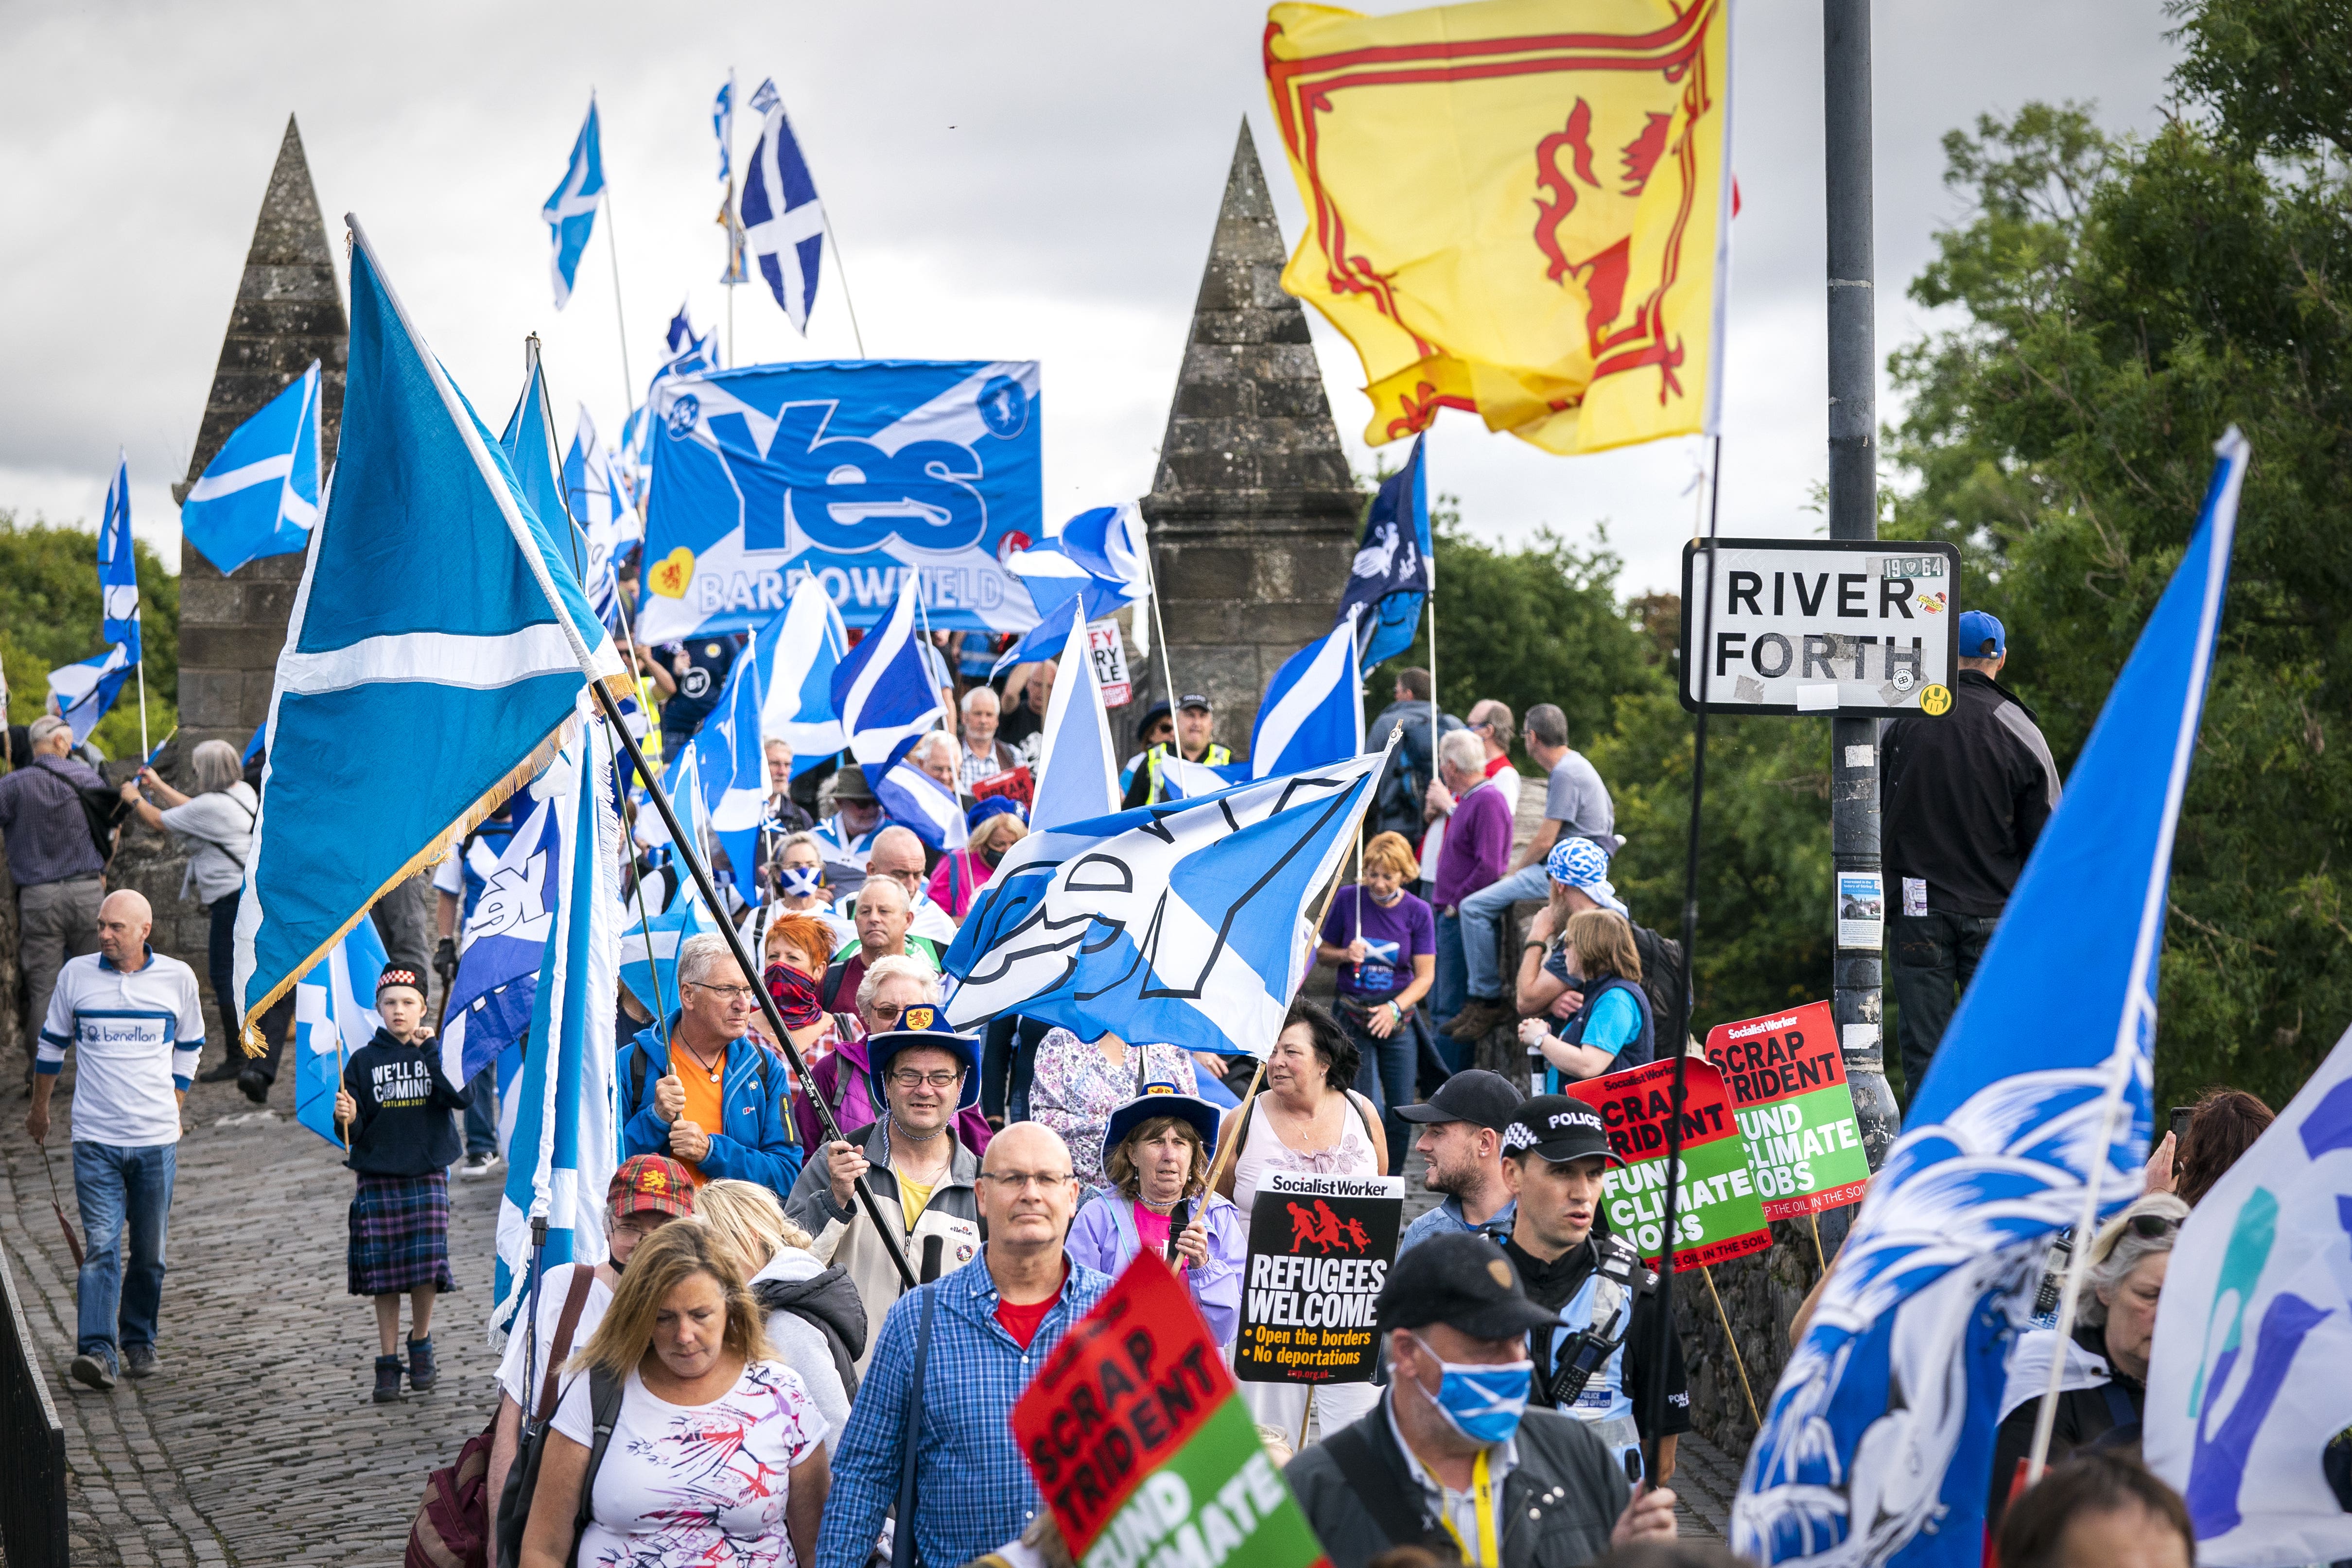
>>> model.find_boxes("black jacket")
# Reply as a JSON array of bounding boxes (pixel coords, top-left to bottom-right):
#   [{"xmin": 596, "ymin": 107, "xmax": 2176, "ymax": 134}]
[
  {"xmin": 1364, "ymin": 699, "xmax": 1464, "ymax": 843},
  {"xmin": 1505, "ymin": 1237, "xmax": 1691, "ymax": 1442},
  {"xmin": 1987, "ymin": 1320, "xmax": 2143, "ymax": 1529},
  {"xmin": 1286, "ymin": 1396, "xmax": 1629, "ymax": 1568},
  {"xmin": 1882, "ymin": 669, "xmax": 2062, "ymax": 917},
  {"xmin": 752, "ymin": 1263, "xmax": 870, "ymax": 1400},
  {"xmin": 342, "ymin": 1029, "xmax": 471, "ymax": 1175}
]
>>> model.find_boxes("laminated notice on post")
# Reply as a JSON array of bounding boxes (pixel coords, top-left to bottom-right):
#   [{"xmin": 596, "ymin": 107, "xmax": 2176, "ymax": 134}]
[
  {"xmin": 1233, "ymin": 1170, "xmax": 1402, "ymax": 1385},
  {"xmin": 1837, "ymin": 871, "xmax": 1883, "ymax": 949}
]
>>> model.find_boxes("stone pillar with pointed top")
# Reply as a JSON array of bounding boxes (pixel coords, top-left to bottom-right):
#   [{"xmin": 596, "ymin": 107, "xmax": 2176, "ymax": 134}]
[
  {"xmin": 173, "ymin": 115, "xmax": 348, "ymax": 754},
  {"xmin": 1138, "ymin": 122, "xmax": 1361, "ymax": 760}
]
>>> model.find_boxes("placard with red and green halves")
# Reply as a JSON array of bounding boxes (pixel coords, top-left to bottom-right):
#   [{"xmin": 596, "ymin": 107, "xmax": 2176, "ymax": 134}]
[
  {"xmin": 1565, "ymin": 1056, "xmax": 1772, "ymax": 1271},
  {"xmin": 1014, "ymin": 1251, "xmax": 1332, "ymax": 1568},
  {"xmin": 1701, "ymin": 999, "xmax": 1872, "ymax": 1220}
]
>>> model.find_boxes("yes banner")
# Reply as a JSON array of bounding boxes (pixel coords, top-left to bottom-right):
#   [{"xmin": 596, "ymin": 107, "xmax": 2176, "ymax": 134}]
[
  {"xmin": 1016, "ymin": 1253, "xmax": 1331, "ymax": 1568},
  {"xmin": 1704, "ymin": 1001, "xmax": 1872, "ymax": 1220},
  {"xmin": 1568, "ymin": 1058, "xmax": 1772, "ymax": 1270},
  {"xmin": 637, "ymin": 360, "xmax": 1043, "ymax": 639},
  {"xmin": 1234, "ymin": 1170, "xmax": 1403, "ymax": 1385}
]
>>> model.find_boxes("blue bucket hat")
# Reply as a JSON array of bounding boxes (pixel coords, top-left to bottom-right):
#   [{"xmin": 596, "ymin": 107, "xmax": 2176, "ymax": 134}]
[
  {"xmin": 966, "ymin": 795, "xmax": 1026, "ymax": 834},
  {"xmin": 1544, "ymin": 837, "xmax": 1629, "ymax": 917},
  {"xmin": 1101, "ymin": 1080, "xmax": 1222, "ymax": 1173},
  {"xmin": 864, "ymin": 1004, "xmax": 981, "ymax": 1111}
]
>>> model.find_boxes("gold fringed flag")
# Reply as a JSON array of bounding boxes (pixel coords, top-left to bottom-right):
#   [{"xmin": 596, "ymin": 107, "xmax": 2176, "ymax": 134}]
[{"xmin": 1264, "ymin": 0, "xmax": 1733, "ymax": 455}]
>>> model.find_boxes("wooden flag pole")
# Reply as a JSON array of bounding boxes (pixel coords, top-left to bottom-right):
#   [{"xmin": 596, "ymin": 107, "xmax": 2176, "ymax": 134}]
[{"xmin": 1701, "ymin": 1265, "xmax": 1760, "ymax": 1427}]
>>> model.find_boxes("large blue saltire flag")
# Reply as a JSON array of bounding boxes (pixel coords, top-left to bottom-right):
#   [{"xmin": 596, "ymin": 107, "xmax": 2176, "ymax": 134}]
[
  {"xmin": 441, "ymin": 784, "xmax": 561, "ymax": 1087},
  {"xmin": 2146, "ymin": 1024, "xmax": 2352, "ymax": 1567},
  {"xmin": 874, "ymin": 760, "xmax": 967, "ymax": 852},
  {"xmin": 180, "ymin": 361, "xmax": 322, "ymax": 575},
  {"xmin": 637, "ymin": 358, "xmax": 1043, "ymax": 639},
  {"xmin": 752, "ymin": 575, "xmax": 847, "ymax": 775},
  {"xmin": 693, "ymin": 627, "xmax": 769, "ymax": 903},
  {"xmin": 233, "ymin": 217, "xmax": 624, "ymax": 1045},
  {"xmin": 492, "ymin": 716, "xmax": 623, "ymax": 1344},
  {"xmin": 940, "ymin": 740, "xmax": 1395, "ymax": 1056},
  {"xmin": 1338, "ymin": 436, "xmax": 1432, "ymax": 669},
  {"xmin": 832, "ymin": 572, "xmax": 943, "ymax": 780},
  {"xmin": 291, "ymin": 918, "xmax": 387, "ymax": 1148},
  {"xmin": 1733, "ymin": 428, "xmax": 2251, "ymax": 1567},
  {"xmin": 47, "ymin": 643, "xmax": 133, "ymax": 745},
  {"xmin": 542, "ymin": 97, "xmax": 606, "ymax": 309},
  {"xmin": 995, "ymin": 504, "xmax": 1150, "ymax": 674},
  {"xmin": 740, "ymin": 78, "xmax": 824, "ymax": 332},
  {"xmin": 1028, "ymin": 600, "xmax": 1120, "ymax": 832},
  {"xmin": 1251, "ymin": 609, "xmax": 1365, "ymax": 779},
  {"xmin": 98, "ymin": 451, "xmax": 142, "ymax": 662}
]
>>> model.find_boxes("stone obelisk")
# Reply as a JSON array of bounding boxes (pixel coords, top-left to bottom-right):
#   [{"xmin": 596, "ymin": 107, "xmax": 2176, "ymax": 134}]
[{"xmin": 1137, "ymin": 121, "xmax": 1361, "ymax": 758}]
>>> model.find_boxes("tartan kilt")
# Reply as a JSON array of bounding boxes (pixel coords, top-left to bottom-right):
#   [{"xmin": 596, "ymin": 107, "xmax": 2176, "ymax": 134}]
[{"xmin": 348, "ymin": 1173, "xmax": 459, "ymax": 1296}]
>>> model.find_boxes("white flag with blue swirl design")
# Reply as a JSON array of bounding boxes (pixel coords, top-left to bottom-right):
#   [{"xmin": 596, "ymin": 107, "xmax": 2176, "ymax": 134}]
[{"xmin": 1733, "ymin": 428, "xmax": 2250, "ymax": 1566}]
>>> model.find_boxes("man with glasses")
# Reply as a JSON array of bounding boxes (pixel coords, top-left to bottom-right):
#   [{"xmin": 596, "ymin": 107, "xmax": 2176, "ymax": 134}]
[
  {"xmin": 615, "ymin": 933, "xmax": 804, "ymax": 1196},
  {"xmin": 829, "ymin": 825, "xmax": 955, "ymax": 953},
  {"xmin": 785, "ymin": 1003, "xmax": 986, "ymax": 1363},
  {"xmin": 815, "ymin": 1120, "xmax": 1113, "ymax": 1568}
]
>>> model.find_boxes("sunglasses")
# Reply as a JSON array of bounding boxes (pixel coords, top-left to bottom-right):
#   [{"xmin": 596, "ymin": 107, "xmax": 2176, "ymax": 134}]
[{"xmin": 2122, "ymin": 1212, "xmax": 2179, "ymax": 1240}]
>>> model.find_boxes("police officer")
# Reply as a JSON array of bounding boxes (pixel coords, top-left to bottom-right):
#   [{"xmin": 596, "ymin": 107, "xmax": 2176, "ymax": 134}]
[
  {"xmin": 1120, "ymin": 692, "xmax": 1233, "ymax": 807},
  {"xmin": 1498, "ymin": 1096, "xmax": 1691, "ymax": 1483}
]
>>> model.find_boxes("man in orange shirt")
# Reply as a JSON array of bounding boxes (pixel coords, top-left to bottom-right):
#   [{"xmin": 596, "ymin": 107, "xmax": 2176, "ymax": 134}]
[{"xmin": 615, "ymin": 933, "xmax": 804, "ymax": 1196}]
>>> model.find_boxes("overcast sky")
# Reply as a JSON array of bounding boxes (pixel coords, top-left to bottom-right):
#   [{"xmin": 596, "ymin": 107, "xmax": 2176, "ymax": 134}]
[{"xmin": 1, "ymin": 1, "xmax": 2179, "ymax": 601}]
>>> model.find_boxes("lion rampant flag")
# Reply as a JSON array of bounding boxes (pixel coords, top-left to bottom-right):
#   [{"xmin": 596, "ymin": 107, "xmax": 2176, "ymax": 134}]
[{"xmin": 1264, "ymin": 0, "xmax": 1733, "ymax": 455}]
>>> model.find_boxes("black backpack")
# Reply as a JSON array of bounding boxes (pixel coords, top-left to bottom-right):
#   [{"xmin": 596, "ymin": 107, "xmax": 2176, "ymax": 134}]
[
  {"xmin": 75, "ymin": 780, "xmax": 130, "ymax": 866},
  {"xmin": 1630, "ymin": 922, "xmax": 1690, "ymax": 1053}
]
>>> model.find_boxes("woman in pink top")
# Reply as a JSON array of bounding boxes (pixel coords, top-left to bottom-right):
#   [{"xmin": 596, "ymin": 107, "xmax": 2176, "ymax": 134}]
[{"xmin": 924, "ymin": 798, "xmax": 1028, "ymax": 919}]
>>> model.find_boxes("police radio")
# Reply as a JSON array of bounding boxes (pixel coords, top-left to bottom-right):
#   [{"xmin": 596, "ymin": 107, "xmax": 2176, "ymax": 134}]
[{"xmin": 1544, "ymin": 1232, "xmax": 1654, "ymax": 1408}]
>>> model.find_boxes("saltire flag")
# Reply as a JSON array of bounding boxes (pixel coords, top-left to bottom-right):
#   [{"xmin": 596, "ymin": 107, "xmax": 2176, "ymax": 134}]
[
  {"xmin": 1338, "ymin": 436, "xmax": 1432, "ymax": 669},
  {"xmin": 1011, "ymin": 1254, "xmax": 1330, "ymax": 1568},
  {"xmin": 47, "ymin": 643, "xmax": 133, "ymax": 745},
  {"xmin": 1028, "ymin": 600, "xmax": 1120, "ymax": 832},
  {"xmin": 714, "ymin": 76, "xmax": 750, "ymax": 287},
  {"xmin": 1733, "ymin": 429, "xmax": 2251, "ymax": 1566},
  {"xmin": 2146, "ymin": 1023, "xmax": 2352, "ymax": 1568},
  {"xmin": 542, "ymin": 97, "xmax": 606, "ymax": 309},
  {"xmin": 233, "ymin": 217, "xmax": 624, "ymax": 1047},
  {"xmin": 740, "ymin": 78, "xmax": 824, "ymax": 331},
  {"xmin": 441, "ymin": 785, "xmax": 562, "ymax": 1086},
  {"xmin": 98, "ymin": 451, "xmax": 142, "ymax": 662},
  {"xmin": 997, "ymin": 503, "xmax": 1152, "ymax": 674},
  {"xmin": 666, "ymin": 302, "xmax": 699, "ymax": 360},
  {"xmin": 491, "ymin": 715, "xmax": 623, "ymax": 1344},
  {"xmin": 692, "ymin": 628, "xmax": 769, "ymax": 903},
  {"xmin": 180, "ymin": 361, "xmax": 323, "ymax": 575},
  {"xmin": 291, "ymin": 918, "xmax": 388, "ymax": 1148},
  {"xmin": 632, "ymin": 742, "xmax": 708, "ymax": 856},
  {"xmin": 832, "ymin": 573, "xmax": 942, "ymax": 781},
  {"xmin": 940, "ymin": 741, "xmax": 1394, "ymax": 1057},
  {"xmin": 499, "ymin": 349, "xmax": 570, "ymax": 538},
  {"xmin": 989, "ymin": 592, "xmax": 1085, "ymax": 680},
  {"xmin": 1157, "ymin": 753, "xmax": 1251, "ymax": 800},
  {"xmin": 562, "ymin": 404, "xmax": 629, "ymax": 628},
  {"xmin": 1251, "ymin": 609, "xmax": 1365, "ymax": 779},
  {"xmin": 619, "ymin": 893, "xmax": 702, "ymax": 1030},
  {"xmin": 873, "ymin": 760, "xmax": 967, "ymax": 852},
  {"xmin": 1265, "ymin": 0, "xmax": 1733, "ymax": 454},
  {"xmin": 752, "ymin": 575, "xmax": 847, "ymax": 775}
]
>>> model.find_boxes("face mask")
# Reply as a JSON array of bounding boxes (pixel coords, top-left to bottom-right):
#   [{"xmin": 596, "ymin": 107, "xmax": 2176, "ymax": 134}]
[
  {"xmin": 977, "ymin": 840, "xmax": 1006, "ymax": 869},
  {"xmin": 1411, "ymin": 1334, "xmax": 1534, "ymax": 1445},
  {"xmin": 778, "ymin": 864, "xmax": 824, "ymax": 899}
]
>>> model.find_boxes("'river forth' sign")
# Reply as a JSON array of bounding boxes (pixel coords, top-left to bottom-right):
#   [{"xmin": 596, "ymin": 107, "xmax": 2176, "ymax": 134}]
[{"xmin": 1678, "ymin": 539, "xmax": 1962, "ymax": 717}]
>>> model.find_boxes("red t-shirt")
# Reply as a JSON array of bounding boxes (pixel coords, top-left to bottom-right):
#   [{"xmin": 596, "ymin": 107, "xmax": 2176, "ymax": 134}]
[{"xmin": 993, "ymin": 1265, "xmax": 1069, "ymax": 1350}]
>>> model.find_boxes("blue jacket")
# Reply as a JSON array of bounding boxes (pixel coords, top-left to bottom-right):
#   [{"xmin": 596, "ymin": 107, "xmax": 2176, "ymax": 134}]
[{"xmin": 616, "ymin": 1016, "xmax": 805, "ymax": 1195}]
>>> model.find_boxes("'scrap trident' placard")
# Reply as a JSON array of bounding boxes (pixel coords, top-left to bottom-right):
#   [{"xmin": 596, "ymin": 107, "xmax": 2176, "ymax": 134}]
[
  {"xmin": 1014, "ymin": 1253, "xmax": 1329, "ymax": 1568},
  {"xmin": 1566, "ymin": 1058, "xmax": 1772, "ymax": 1271},
  {"xmin": 1233, "ymin": 1170, "xmax": 1403, "ymax": 1385},
  {"xmin": 1703, "ymin": 1000, "xmax": 1872, "ymax": 1220}
]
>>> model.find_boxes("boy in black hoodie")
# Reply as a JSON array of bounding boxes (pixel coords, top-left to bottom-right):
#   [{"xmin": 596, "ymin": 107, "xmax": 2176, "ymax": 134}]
[{"xmin": 335, "ymin": 965, "xmax": 470, "ymax": 1403}]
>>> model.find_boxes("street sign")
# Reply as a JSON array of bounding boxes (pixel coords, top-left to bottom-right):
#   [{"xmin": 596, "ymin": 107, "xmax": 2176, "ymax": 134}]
[{"xmin": 1679, "ymin": 538, "xmax": 1962, "ymax": 717}]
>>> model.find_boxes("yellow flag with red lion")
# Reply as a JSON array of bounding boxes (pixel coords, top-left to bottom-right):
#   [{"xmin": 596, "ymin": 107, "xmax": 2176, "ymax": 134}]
[{"xmin": 1264, "ymin": 0, "xmax": 1733, "ymax": 455}]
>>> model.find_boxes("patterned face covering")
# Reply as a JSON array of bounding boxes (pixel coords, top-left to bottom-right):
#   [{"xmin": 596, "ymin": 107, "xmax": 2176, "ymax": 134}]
[
  {"xmin": 778, "ymin": 864, "xmax": 824, "ymax": 900},
  {"xmin": 763, "ymin": 961, "xmax": 824, "ymax": 1029}
]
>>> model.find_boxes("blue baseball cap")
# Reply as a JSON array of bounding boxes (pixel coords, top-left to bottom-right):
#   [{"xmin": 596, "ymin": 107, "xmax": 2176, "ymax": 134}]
[{"xmin": 1957, "ymin": 610, "xmax": 2005, "ymax": 658}]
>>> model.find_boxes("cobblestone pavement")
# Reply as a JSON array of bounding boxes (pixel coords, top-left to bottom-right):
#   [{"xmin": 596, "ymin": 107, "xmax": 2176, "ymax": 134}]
[{"xmin": 2, "ymin": 1067, "xmax": 1735, "ymax": 1565}]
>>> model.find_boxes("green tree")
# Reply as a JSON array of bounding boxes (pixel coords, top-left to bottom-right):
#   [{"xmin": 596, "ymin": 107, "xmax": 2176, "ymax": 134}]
[
  {"xmin": 1884, "ymin": 13, "xmax": 2352, "ymax": 1111},
  {"xmin": 1, "ymin": 511, "xmax": 178, "ymax": 760}
]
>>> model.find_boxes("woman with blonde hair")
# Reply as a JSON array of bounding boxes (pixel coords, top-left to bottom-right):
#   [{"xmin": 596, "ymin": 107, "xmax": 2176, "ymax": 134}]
[
  {"xmin": 926, "ymin": 797, "xmax": 1028, "ymax": 920},
  {"xmin": 518, "ymin": 1222, "xmax": 829, "ymax": 1568},
  {"xmin": 1518, "ymin": 905, "xmax": 1653, "ymax": 1089},
  {"xmin": 693, "ymin": 1181, "xmax": 863, "ymax": 1451},
  {"xmin": 1313, "ymin": 830, "xmax": 1437, "ymax": 1172}
]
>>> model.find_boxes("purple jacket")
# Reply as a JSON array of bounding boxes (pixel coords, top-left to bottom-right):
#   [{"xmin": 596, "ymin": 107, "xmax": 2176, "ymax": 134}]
[
  {"xmin": 1433, "ymin": 779, "xmax": 1515, "ymax": 909},
  {"xmin": 1064, "ymin": 1190, "xmax": 1246, "ymax": 1345}
]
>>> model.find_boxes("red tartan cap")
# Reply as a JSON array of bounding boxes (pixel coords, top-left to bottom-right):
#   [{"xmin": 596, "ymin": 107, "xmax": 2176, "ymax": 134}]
[{"xmin": 607, "ymin": 1155, "xmax": 696, "ymax": 1219}]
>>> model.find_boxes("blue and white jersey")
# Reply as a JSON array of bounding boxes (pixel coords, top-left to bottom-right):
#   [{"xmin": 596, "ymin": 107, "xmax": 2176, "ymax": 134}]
[
  {"xmin": 38, "ymin": 948, "xmax": 208, "ymax": 1147},
  {"xmin": 810, "ymin": 812, "xmax": 881, "ymax": 873}
]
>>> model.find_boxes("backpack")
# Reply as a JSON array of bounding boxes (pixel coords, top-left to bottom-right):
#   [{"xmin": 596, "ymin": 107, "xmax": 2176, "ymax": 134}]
[
  {"xmin": 75, "ymin": 781, "xmax": 129, "ymax": 866},
  {"xmin": 491, "ymin": 1268, "xmax": 620, "ymax": 1568},
  {"xmin": 1630, "ymin": 922, "xmax": 1690, "ymax": 1054}
]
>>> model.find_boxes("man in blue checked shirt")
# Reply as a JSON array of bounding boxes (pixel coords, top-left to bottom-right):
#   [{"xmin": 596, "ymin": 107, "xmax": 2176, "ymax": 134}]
[
  {"xmin": 814, "ymin": 1120, "xmax": 1112, "ymax": 1568},
  {"xmin": 25, "ymin": 890, "xmax": 207, "ymax": 1392}
]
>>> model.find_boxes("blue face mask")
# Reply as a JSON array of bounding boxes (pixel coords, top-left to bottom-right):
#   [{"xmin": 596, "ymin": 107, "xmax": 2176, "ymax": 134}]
[{"xmin": 1411, "ymin": 1334, "xmax": 1534, "ymax": 1445}]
